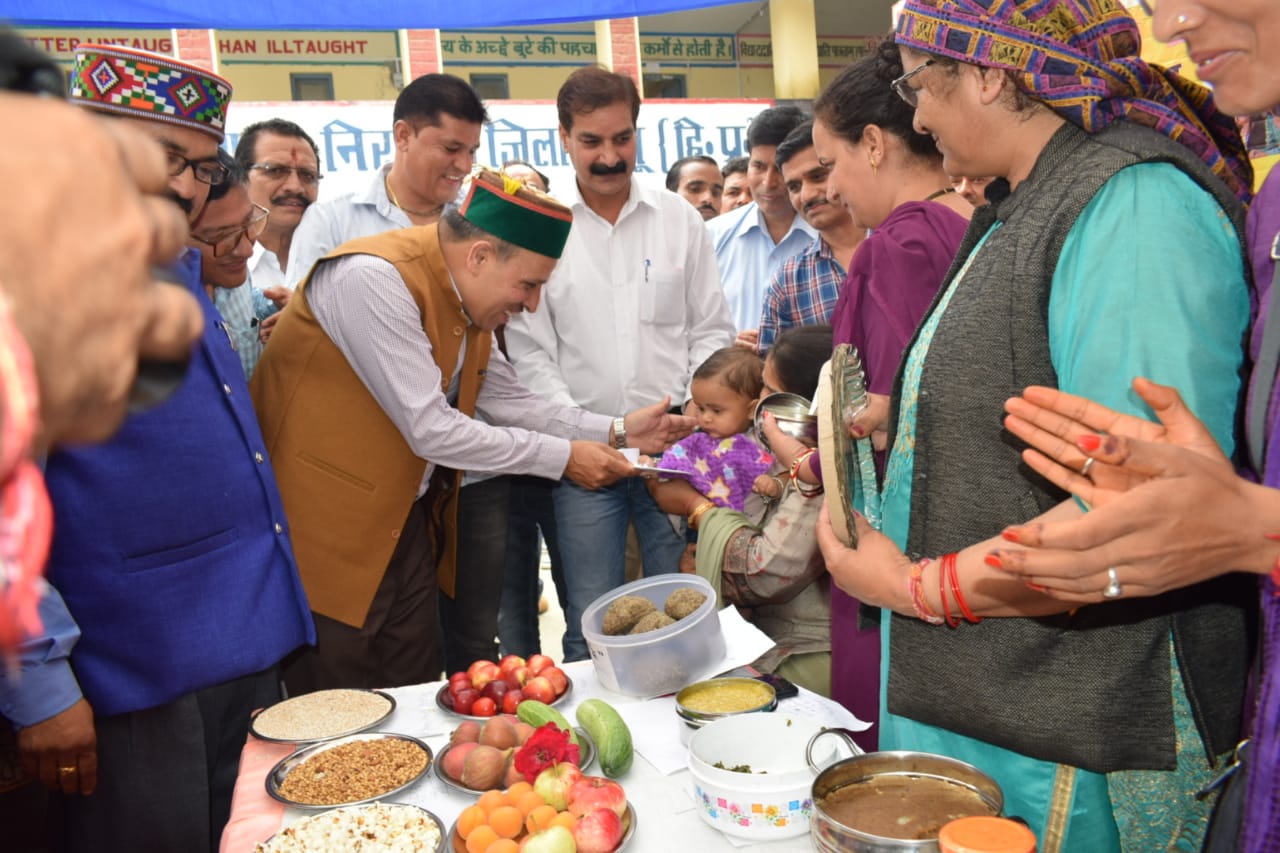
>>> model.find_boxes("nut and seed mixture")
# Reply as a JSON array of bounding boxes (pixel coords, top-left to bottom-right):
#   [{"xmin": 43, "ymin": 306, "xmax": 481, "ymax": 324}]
[
  {"xmin": 255, "ymin": 803, "xmax": 442, "ymax": 852},
  {"xmin": 254, "ymin": 690, "xmax": 392, "ymax": 741},
  {"xmin": 277, "ymin": 738, "xmax": 429, "ymax": 805}
]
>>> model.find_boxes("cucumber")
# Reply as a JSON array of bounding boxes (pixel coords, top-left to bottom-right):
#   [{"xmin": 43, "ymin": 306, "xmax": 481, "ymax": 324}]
[
  {"xmin": 516, "ymin": 700, "xmax": 581, "ymax": 749},
  {"xmin": 575, "ymin": 698, "xmax": 633, "ymax": 778}
]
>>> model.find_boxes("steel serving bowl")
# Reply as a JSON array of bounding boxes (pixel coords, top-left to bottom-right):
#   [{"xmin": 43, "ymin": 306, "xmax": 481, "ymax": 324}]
[
  {"xmin": 448, "ymin": 803, "xmax": 638, "ymax": 853},
  {"xmin": 265, "ymin": 731, "xmax": 433, "ymax": 809},
  {"xmin": 433, "ymin": 727, "xmax": 596, "ymax": 795},
  {"xmin": 250, "ymin": 688, "xmax": 396, "ymax": 744},
  {"xmin": 256, "ymin": 802, "xmax": 446, "ymax": 852},
  {"xmin": 808, "ymin": 743, "xmax": 1003, "ymax": 853},
  {"xmin": 435, "ymin": 675, "xmax": 573, "ymax": 721},
  {"xmin": 753, "ymin": 392, "xmax": 818, "ymax": 453}
]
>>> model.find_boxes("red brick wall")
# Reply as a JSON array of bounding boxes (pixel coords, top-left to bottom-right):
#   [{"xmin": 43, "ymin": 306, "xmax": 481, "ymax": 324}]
[
  {"xmin": 607, "ymin": 18, "xmax": 641, "ymax": 89},
  {"xmin": 174, "ymin": 29, "xmax": 215, "ymax": 70},
  {"xmin": 405, "ymin": 29, "xmax": 442, "ymax": 79}
]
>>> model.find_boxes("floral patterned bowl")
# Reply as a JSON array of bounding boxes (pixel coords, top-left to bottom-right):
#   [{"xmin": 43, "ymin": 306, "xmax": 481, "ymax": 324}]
[{"xmin": 687, "ymin": 713, "xmax": 841, "ymax": 841}]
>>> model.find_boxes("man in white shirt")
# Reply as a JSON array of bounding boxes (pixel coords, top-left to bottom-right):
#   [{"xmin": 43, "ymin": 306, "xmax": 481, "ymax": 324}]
[
  {"xmin": 707, "ymin": 106, "xmax": 817, "ymax": 346},
  {"xmin": 284, "ymin": 74, "xmax": 486, "ymax": 286},
  {"xmin": 504, "ymin": 67, "xmax": 735, "ymax": 661}
]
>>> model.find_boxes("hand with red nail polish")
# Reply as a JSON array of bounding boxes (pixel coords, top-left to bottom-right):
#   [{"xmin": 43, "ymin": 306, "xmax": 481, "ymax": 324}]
[{"xmin": 992, "ymin": 378, "xmax": 1280, "ymax": 601}]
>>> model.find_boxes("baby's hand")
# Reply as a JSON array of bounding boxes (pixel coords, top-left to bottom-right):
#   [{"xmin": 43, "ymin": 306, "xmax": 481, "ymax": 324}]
[
  {"xmin": 753, "ymin": 473, "xmax": 783, "ymax": 499},
  {"xmin": 638, "ymin": 454, "xmax": 657, "ymax": 467}
]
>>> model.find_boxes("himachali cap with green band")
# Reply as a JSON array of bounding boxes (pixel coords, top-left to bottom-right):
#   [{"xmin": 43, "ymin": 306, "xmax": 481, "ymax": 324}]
[
  {"xmin": 459, "ymin": 170, "xmax": 574, "ymax": 259},
  {"xmin": 70, "ymin": 44, "xmax": 232, "ymax": 141}
]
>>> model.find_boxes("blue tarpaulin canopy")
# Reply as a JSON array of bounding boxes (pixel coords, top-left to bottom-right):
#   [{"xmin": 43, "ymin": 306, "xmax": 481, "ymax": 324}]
[{"xmin": 6, "ymin": 0, "xmax": 747, "ymax": 30}]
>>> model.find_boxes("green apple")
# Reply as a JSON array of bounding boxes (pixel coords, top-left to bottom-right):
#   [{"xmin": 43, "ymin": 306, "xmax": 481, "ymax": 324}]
[{"xmin": 519, "ymin": 825, "xmax": 576, "ymax": 853}]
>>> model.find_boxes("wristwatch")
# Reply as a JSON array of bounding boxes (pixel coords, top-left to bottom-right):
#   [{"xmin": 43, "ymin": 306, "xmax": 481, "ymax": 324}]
[{"xmin": 612, "ymin": 416, "xmax": 627, "ymax": 449}]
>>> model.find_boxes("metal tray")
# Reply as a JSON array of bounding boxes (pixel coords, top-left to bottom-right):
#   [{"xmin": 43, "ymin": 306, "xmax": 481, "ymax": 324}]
[
  {"xmin": 265, "ymin": 732, "xmax": 433, "ymax": 809},
  {"xmin": 448, "ymin": 802, "xmax": 637, "ymax": 853},
  {"xmin": 435, "ymin": 675, "xmax": 573, "ymax": 721},
  {"xmin": 251, "ymin": 688, "xmax": 396, "ymax": 744},
  {"xmin": 256, "ymin": 802, "xmax": 446, "ymax": 852},
  {"xmin": 433, "ymin": 727, "xmax": 596, "ymax": 795}
]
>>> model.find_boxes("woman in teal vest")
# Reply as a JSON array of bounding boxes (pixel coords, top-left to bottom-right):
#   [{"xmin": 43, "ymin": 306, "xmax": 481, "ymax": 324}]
[{"xmin": 815, "ymin": 1, "xmax": 1255, "ymax": 850}]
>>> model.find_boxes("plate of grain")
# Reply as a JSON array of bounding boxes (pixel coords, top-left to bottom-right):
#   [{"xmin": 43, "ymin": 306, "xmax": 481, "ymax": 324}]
[
  {"xmin": 266, "ymin": 732, "xmax": 433, "ymax": 809},
  {"xmin": 251, "ymin": 689, "xmax": 396, "ymax": 743},
  {"xmin": 255, "ymin": 802, "xmax": 445, "ymax": 852}
]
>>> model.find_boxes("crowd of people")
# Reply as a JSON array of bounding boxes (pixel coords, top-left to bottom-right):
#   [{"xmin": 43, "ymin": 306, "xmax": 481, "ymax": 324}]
[{"xmin": 2, "ymin": 0, "xmax": 1280, "ymax": 850}]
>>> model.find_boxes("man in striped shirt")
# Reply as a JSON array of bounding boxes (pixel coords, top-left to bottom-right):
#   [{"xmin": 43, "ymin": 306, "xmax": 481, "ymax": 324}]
[{"xmin": 756, "ymin": 120, "xmax": 865, "ymax": 353}]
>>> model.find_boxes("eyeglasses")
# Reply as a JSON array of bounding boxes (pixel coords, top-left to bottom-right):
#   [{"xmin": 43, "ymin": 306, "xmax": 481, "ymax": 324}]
[
  {"xmin": 249, "ymin": 163, "xmax": 324, "ymax": 186},
  {"xmin": 190, "ymin": 204, "xmax": 270, "ymax": 257},
  {"xmin": 891, "ymin": 60, "xmax": 937, "ymax": 108},
  {"xmin": 164, "ymin": 150, "xmax": 230, "ymax": 186}
]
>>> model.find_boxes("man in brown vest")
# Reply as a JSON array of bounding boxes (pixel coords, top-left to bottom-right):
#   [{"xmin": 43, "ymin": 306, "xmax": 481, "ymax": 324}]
[{"xmin": 252, "ymin": 169, "xmax": 692, "ymax": 691}]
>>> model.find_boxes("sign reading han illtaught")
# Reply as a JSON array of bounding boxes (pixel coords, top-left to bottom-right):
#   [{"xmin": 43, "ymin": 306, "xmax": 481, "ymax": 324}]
[
  {"xmin": 216, "ymin": 30, "xmax": 399, "ymax": 61},
  {"xmin": 440, "ymin": 31, "xmax": 736, "ymax": 65}
]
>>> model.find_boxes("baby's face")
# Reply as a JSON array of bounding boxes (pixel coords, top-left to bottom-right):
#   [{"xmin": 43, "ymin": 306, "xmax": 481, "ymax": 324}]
[{"xmin": 691, "ymin": 377, "xmax": 756, "ymax": 441}]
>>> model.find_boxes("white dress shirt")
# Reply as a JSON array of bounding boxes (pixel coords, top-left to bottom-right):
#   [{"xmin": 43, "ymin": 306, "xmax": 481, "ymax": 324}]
[
  {"xmin": 503, "ymin": 175, "xmax": 735, "ymax": 415},
  {"xmin": 307, "ymin": 253, "xmax": 612, "ymax": 496},
  {"xmin": 285, "ymin": 163, "xmax": 411, "ymax": 288},
  {"xmin": 706, "ymin": 201, "xmax": 817, "ymax": 331},
  {"xmin": 247, "ymin": 242, "xmax": 287, "ymax": 292}
]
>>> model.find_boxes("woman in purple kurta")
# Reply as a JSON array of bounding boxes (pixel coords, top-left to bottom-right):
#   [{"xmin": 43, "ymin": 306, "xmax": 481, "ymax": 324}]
[{"xmin": 813, "ymin": 40, "xmax": 971, "ymax": 749}]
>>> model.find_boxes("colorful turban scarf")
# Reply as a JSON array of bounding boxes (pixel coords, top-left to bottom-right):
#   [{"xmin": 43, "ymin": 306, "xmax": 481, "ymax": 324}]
[{"xmin": 895, "ymin": 0, "xmax": 1253, "ymax": 202}]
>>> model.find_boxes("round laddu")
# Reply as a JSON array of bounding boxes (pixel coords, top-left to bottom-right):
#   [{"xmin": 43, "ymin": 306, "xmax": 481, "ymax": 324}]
[
  {"xmin": 602, "ymin": 595, "xmax": 657, "ymax": 635},
  {"xmin": 629, "ymin": 611, "xmax": 676, "ymax": 634},
  {"xmin": 664, "ymin": 588, "xmax": 707, "ymax": 621}
]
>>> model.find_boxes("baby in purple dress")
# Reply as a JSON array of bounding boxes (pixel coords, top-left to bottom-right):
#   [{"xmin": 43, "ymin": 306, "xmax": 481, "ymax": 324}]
[{"xmin": 658, "ymin": 348, "xmax": 777, "ymax": 517}]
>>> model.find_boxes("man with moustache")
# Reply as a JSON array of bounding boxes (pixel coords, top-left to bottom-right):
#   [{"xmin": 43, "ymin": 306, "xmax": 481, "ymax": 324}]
[
  {"xmin": 665, "ymin": 155, "xmax": 723, "ymax": 221},
  {"xmin": 234, "ymin": 119, "xmax": 321, "ymax": 343},
  {"xmin": 285, "ymin": 73, "xmax": 486, "ymax": 284},
  {"xmin": 17, "ymin": 45, "xmax": 313, "ymax": 853},
  {"xmin": 254, "ymin": 169, "xmax": 688, "ymax": 690},
  {"xmin": 757, "ymin": 121, "xmax": 865, "ymax": 353},
  {"xmin": 504, "ymin": 67, "xmax": 734, "ymax": 662},
  {"xmin": 720, "ymin": 156, "xmax": 751, "ymax": 214},
  {"xmin": 708, "ymin": 106, "xmax": 817, "ymax": 346}
]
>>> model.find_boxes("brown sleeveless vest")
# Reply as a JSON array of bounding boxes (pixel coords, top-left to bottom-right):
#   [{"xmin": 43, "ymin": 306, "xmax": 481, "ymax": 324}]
[{"xmin": 252, "ymin": 224, "xmax": 491, "ymax": 628}]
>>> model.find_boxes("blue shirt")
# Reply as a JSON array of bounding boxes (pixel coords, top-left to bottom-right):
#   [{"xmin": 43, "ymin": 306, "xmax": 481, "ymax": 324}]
[{"xmin": 707, "ymin": 202, "xmax": 816, "ymax": 331}]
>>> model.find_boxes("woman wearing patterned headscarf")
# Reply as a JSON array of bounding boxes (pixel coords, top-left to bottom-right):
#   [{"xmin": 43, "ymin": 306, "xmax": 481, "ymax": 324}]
[{"xmin": 816, "ymin": 1, "xmax": 1254, "ymax": 849}]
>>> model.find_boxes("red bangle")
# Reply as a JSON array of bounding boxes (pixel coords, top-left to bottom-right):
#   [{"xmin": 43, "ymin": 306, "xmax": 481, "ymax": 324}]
[
  {"xmin": 947, "ymin": 552, "xmax": 981, "ymax": 624},
  {"xmin": 909, "ymin": 558, "xmax": 944, "ymax": 625},
  {"xmin": 938, "ymin": 553, "xmax": 958, "ymax": 628}
]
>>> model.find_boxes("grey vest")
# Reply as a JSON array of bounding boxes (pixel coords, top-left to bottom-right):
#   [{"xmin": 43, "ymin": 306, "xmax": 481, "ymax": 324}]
[{"xmin": 885, "ymin": 121, "xmax": 1255, "ymax": 773}]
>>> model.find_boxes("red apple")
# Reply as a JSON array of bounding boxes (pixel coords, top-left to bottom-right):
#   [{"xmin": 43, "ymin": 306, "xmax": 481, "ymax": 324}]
[
  {"xmin": 449, "ymin": 671, "xmax": 472, "ymax": 690},
  {"xmin": 481, "ymin": 680, "xmax": 509, "ymax": 702},
  {"xmin": 567, "ymin": 776, "xmax": 627, "ymax": 818},
  {"xmin": 572, "ymin": 807, "xmax": 624, "ymax": 853},
  {"xmin": 520, "ymin": 826, "xmax": 575, "ymax": 853},
  {"xmin": 533, "ymin": 762, "xmax": 583, "ymax": 811},
  {"xmin": 541, "ymin": 666, "xmax": 569, "ymax": 696},
  {"xmin": 498, "ymin": 654, "xmax": 526, "ymax": 674},
  {"xmin": 527, "ymin": 654, "xmax": 554, "ymax": 675},
  {"xmin": 467, "ymin": 659, "xmax": 494, "ymax": 680},
  {"xmin": 501, "ymin": 688, "xmax": 524, "ymax": 715},
  {"xmin": 504, "ymin": 665, "xmax": 531, "ymax": 689},
  {"xmin": 523, "ymin": 676, "xmax": 556, "ymax": 705},
  {"xmin": 452, "ymin": 688, "xmax": 478, "ymax": 715},
  {"xmin": 471, "ymin": 696, "xmax": 498, "ymax": 717}
]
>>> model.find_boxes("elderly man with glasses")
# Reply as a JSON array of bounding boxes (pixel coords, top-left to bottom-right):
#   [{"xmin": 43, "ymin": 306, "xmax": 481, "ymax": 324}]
[
  {"xmin": 189, "ymin": 150, "xmax": 273, "ymax": 378},
  {"xmin": 10, "ymin": 45, "xmax": 313, "ymax": 853}
]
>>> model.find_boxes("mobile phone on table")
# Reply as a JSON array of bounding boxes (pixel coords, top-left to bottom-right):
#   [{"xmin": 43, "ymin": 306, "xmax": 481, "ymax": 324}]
[{"xmin": 755, "ymin": 673, "xmax": 799, "ymax": 699}]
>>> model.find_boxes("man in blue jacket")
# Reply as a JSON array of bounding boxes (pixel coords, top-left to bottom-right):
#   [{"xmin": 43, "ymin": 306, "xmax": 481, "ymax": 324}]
[{"xmin": 1, "ymin": 45, "xmax": 314, "ymax": 853}]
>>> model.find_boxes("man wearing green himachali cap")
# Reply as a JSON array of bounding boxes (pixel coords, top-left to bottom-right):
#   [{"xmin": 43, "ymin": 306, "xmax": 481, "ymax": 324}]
[{"xmin": 251, "ymin": 168, "xmax": 697, "ymax": 692}]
